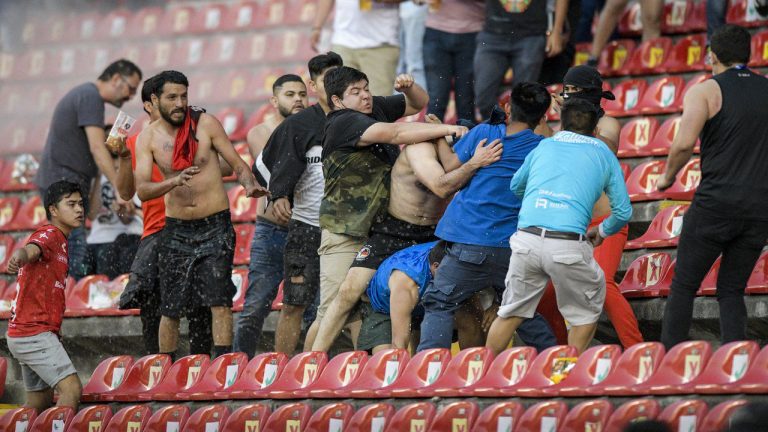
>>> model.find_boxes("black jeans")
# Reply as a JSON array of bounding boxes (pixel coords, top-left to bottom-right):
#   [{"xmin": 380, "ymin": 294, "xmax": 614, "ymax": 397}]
[
  {"xmin": 422, "ymin": 27, "xmax": 478, "ymax": 122},
  {"xmin": 661, "ymin": 203, "xmax": 768, "ymax": 349}
]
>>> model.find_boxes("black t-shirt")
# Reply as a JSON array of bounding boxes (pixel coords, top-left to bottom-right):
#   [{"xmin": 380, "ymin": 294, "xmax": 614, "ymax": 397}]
[{"xmin": 484, "ymin": 0, "xmax": 548, "ymax": 38}]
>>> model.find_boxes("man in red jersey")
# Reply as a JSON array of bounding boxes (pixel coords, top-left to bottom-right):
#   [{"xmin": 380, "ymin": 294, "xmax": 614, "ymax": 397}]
[{"xmin": 6, "ymin": 181, "xmax": 85, "ymax": 411}]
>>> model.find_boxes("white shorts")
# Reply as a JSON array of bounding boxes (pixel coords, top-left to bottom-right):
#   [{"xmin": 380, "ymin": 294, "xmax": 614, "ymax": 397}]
[{"xmin": 7, "ymin": 331, "xmax": 78, "ymax": 391}]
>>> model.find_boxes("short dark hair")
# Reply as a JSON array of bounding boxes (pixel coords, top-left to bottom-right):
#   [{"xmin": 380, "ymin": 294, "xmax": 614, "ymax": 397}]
[
  {"xmin": 560, "ymin": 98, "xmax": 599, "ymax": 136},
  {"xmin": 272, "ymin": 74, "xmax": 305, "ymax": 94},
  {"xmin": 711, "ymin": 24, "xmax": 751, "ymax": 65},
  {"xmin": 509, "ymin": 82, "xmax": 551, "ymax": 129},
  {"xmin": 44, "ymin": 181, "xmax": 82, "ymax": 220},
  {"xmin": 324, "ymin": 66, "xmax": 369, "ymax": 108},
  {"xmin": 308, "ymin": 51, "xmax": 344, "ymax": 80},
  {"xmin": 141, "ymin": 76, "xmax": 158, "ymax": 115},
  {"xmin": 428, "ymin": 241, "xmax": 447, "ymax": 266},
  {"xmin": 151, "ymin": 70, "xmax": 189, "ymax": 98},
  {"xmin": 98, "ymin": 59, "xmax": 142, "ymax": 82}
]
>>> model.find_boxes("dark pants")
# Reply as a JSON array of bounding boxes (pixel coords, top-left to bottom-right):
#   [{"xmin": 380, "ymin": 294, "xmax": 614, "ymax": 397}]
[
  {"xmin": 422, "ymin": 27, "xmax": 478, "ymax": 122},
  {"xmin": 88, "ymin": 234, "xmax": 141, "ymax": 280},
  {"xmin": 661, "ymin": 203, "xmax": 768, "ymax": 349},
  {"xmin": 417, "ymin": 242, "xmax": 557, "ymax": 352}
]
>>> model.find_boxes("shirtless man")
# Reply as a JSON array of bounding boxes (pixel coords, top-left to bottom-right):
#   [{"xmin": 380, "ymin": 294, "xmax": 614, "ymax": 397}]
[
  {"xmin": 134, "ymin": 70, "xmax": 267, "ymax": 360},
  {"xmin": 233, "ymin": 74, "xmax": 309, "ymax": 358}
]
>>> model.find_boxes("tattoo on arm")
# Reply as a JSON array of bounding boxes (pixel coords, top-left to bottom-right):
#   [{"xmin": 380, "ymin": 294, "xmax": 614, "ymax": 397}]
[{"xmin": 162, "ymin": 141, "xmax": 173, "ymax": 152}]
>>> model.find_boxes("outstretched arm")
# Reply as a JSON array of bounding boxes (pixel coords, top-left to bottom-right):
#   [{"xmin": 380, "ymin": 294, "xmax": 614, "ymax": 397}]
[
  {"xmin": 7, "ymin": 244, "xmax": 41, "ymax": 274},
  {"xmin": 205, "ymin": 114, "xmax": 268, "ymax": 198},
  {"xmin": 359, "ymin": 122, "xmax": 467, "ymax": 147},
  {"xmin": 394, "ymin": 74, "xmax": 429, "ymax": 116},
  {"xmin": 389, "ymin": 270, "xmax": 421, "ymax": 350}
]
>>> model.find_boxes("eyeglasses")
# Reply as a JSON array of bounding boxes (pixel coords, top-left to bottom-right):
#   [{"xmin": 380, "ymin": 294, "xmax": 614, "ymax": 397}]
[{"xmin": 118, "ymin": 75, "xmax": 138, "ymax": 94}]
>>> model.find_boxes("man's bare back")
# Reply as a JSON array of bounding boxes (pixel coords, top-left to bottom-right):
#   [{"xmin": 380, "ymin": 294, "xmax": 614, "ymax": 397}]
[{"xmin": 247, "ymin": 118, "xmax": 283, "ymax": 225}]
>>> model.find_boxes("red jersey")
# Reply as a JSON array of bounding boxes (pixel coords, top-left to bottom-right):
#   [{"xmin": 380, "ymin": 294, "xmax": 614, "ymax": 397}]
[
  {"xmin": 127, "ymin": 135, "xmax": 166, "ymax": 238},
  {"xmin": 8, "ymin": 225, "xmax": 69, "ymax": 337}
]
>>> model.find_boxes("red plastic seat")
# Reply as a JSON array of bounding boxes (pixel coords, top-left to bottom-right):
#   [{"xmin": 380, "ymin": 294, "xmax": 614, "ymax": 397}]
[
  {"xmin": 190, "ymin": 3, "xmax": 228, "ymax": 33},
  {"xmin": 7, "ymin": 195, "xmax": 48, "ymax": 231},
  {"xmin": 544, "ymin": 344, "xmax": 623, "ymax": 397},
  {"xmin": 560, "ymin": 400, "xmax": 614, "ymax": 432},
  {"xmin": 727, "ymin": 0, "xmax": 768, "ymax": 27},
  {"xmin": 276, "ymin": 30, "xmax": 315, "ymax": 63},
  {"xmin": 625, "ymin": 204, "xmax": 689, "ymax": 250},
  {"xmin": 617, "ymin": 2, "xmax": 642, "ymax": 36},
  {"xmin": 264, "ymin": 0, "xmax": 289, "ymax": 26},
  {"xmin": 305, "ymin": 403, "xmax": 354, "ymax": 432},
  {"xmin": 334, "ymin": 348, "xmax": 409, "ymax": 398},
  {"xmin": 29, "ymin": 406, "xmax": 74, "ymax": 432},
  {"xmin": 0, "ymin": 234, "xmax": 15, "ymax": 272},
  {"xmin": 0, "ymin": 357, "xmax": 6, "ymax": 397},
  {"xmin": 638, "ymin": 76, "xmax": 685, "ymax": 114},
  {"xmin": 0, "ymin": 197, "xmax": 21, "ymax": 231},
  {"xmin": 149, "ymin": 354, "xmax": 211, "ymax": 401},
  {"xmin": 598, "ymin": 40, "xmax": 636, "ymax": 77},
  {"xmin": 631, "ymin": 340, "xmax": 712, "ymax": 395},
  {"xmin": 221, "ymin": 404, "xmax": 271, "ymax": 432},
  {"xmin": 506, "ymin": 345, "xmax": 580, "ymax": 397},
  {"xmin": 544, "ymin": 84, "xmax": 562, "ymax": 122},
  {"xmin": 222, "ymin": 2, "xmax": 266, "ymax": 31},
  {"xmin": 666, "ymin": 33, "xmax": 708, "ymax": 73},
  {"xmin": 125, "ymin": 7, "xmax": 165, "ymax": 38},
  {"xmin": 234, "ymin": 223, "xmax": 255, "ymax": 266},
  {"xmin": 163, "ymin": 5, "xmax": 195, "ymax": 35},
  {"xmin": 720, "ymin": 343, "xmax": 768, "ymax": 394},
  {"xmin": 686, "ymin": 340, "xmax": 759, "ymax": 394},
  {"xmin": 645, "ymin": 115, "xmax": 680, "ymax": 156},
  {"xmin": 228, "ymin": 187, "xmax": 260, "ymax": 224},
  {"xmin": 186, "ymin": 405, "xmax": 230, "ymax": 432},
  {"xmin": 103, "ymin": 354, "xmax": 171, "ymax": 401},
  {"xmin": 285, "ymin": 0, "xmax": 318, "ymax": 25},
  {"xmin": 262, "ymin": 402, "xmax": 312, "ymax": 432},
  {"xmin": 619, "ymin": 253, "xmax": 674, "ymax": 298},
  {"xmin": 216, "ymin": 108, "xmax": 247, "ymax": 142},
  {"xmin": 64, "ymin": 274, "xmax": 112, "ymax": 317},
  {"xmin": 628, "ymin": 37, "xmax": 673, "ymax": 75},
  {"xmin": 143, "ymin": 404, "xmax": 190, "ymax": 431},
  {"xmin": 177, "ymin": 352, "xmax": 248, "ymax": 400},
  {"xmin": 0, "ymin": 154, "xmax": 39, "ymax": 191},
  {"xmin": 346, "ymin": 403, "xmax": 395, "ymax": 432},
  {"xmin": 0, "ymin": 407, "xmax": 37, "ymax": 432},
  {"xmin": 417, "ymin": 347, "xmax": 493, "ymax": 397},
  {"xmin": 701, "ymin": 399, "xmax": 749, "ymax": 431},
  {"xmin": 746, "ymin": 251, "xmax": 768, "ymax": 294},
  {"xmin": 81, "ymin": 355, "xmax": 134, "ymax": 402},
  {"xmin": 751, "ymin": 30, "xmax": 768, "ymax": 66},
  {"xmin": 624, "ymin": 160, "xmax": 666, "ymax": 202},
  {"xmin": 660, "ymin": 158, "xmax": 700, "ymax": 201},
  {"xmin": 517, "ymin": 401, "xmax": 568, "ymax": 432},
  {"xmin": 588, "ymin": 342, "xmax": 666, "ymax": 396},
  {"xmin": 604, "ymin": 399, "xmax": 661, "ymax": 432},
  {"xmin": 98, "ymin": 9, "xmax": 131, "ymax": 39},
  {"xmin": 428, "ymin": 401, "xmax": 478, "ymax": 432},
  {"xmin": 218, "ymin": 352, "xmax": 289, "ymax": 399},
  {"xmin": 266, "ymin": 351, "xmax": 329, "ymax": 399},
  {"xmin": 662, "ymin": 0, "xmax": 693, "ymax": 33},
  {"xmin": 617, "ymin": 117, "xmax": 659, "ymax": 158},
  {"xmin": 387, "ymin": 403, "xmax": 436, "ymax": 432},
  {"xmin": 656, "ymin": 399, "xmax": 707, "ymax": 432},
  {"xmin": 231, "ymin": 268, "xmax": 249, "ymax": 312},
  {"xmin": 66, "ymin": 405, "xmax": 112, "ymax": 432},
  {"xmin": 458, "ymin": 346, "xmax": 534, "ymax": 397},
  {"xmin": 472, "ymin": 402, "xmax": 524, "ymax": 432},
  {"xmin": 688, "ymin": 1, "xmax": 707, "ymax": 31},
  {"xmin": 380, "ymin": 348, "xmax": 451, "ymax": 398},
  {"xmin": 698, "ymin": 256, "xmax": 721, "ymax": 296},
  {"xmin": 172, "ymin": 38, "xmax": 207, "ymax": 69},
  {"xmin": 1, "ymin": 282, "xmax": 17, "ymax": 319},
  {"xmin": 104, "ymin": 405, "xmax": 151, "ymax": 432},
  {"xmin": 304, "ymin": 351, "xmax": 369, "ymax": 398},
  {"xmin": 604, "ymin": 79, "xmax": 647, "ymax": 117}
]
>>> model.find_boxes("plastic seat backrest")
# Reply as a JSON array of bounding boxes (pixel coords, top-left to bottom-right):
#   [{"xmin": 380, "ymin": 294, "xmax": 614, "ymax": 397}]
[
  {"xmin": 428, "ymin": 347, "xmax": 493, "ymax": 391},
  {"xmin": 604, "ymin": 79, "xmax": 647, "ymax": 116},
  {"xmin": 560, "ymin": 400, "xmax": 614, "ymax": 432},
  {"xmin": 104, "ymin": 405, "xmax": 152, "ymax": 432},
  {"xmin": 428, "ymin": 401, "xmax": 478, "ymax": 432},
  {"xmin": 66, "ymin": 405, "xmax": 112, "ymax": 432},
  {"xmin": 0, "ymin": 408, "xmax": 37, "ymax": 432},
  {"xmin": 618, "ymin": 117, "xmax": 659, "ymax": 157},
  {"xmin": 661, "ymin": 159, "xmax": 701, "ymax": 200},
  {"xmin": 143, "ymin": 405, "xmax": 190, "ymax": 432},
  {"xmin": 388, "ymin": 403, "xmax": 436, "ymax": 432},
  {"xmin": 598, "ymin": 40, "xmax": 636, "ymax": 76},
  {"xmin": 516, "ymin": 401, "xmax": 568, "ymax": 432},
  {"xmin": 267, "ymin": 351, "xmax": 329, "ymax": 395},
  {"xmin": 346, "ymin": 348, "xmax": 410, "ymax": 394},
  {"xmin": 186, "ymin": 405, "xmax": 230, "ymax": 432},
  {"xmin": 183, "ymin": 352, "xmax": 249, "ymax": 398},
  {"xmin": 643, "ymin": 341, "xmax": 712, "ymax": 388},
  {"xmin": 0, "ymin": 197, "xmax": 21, "ymax": 231},
  {"xmin": 473, "ymin": 402, "xmax": 524, "ymax": 432},
  {"xmin": 82, "ymin": 355, "xmax": 134, "ymax": 401},
  {"xmin": 619, "ymin": 253, "xmax": 673, "ymax": 297},
  {"xmin": 629, "ymin": 37, "xmax": 673, "ymax": 74},
  {"xmin": 470, "ymin": 346, "xmax": 537, "ymax": 391},
  {"xmin": 667, "ymin": 33, "xmax": 707, "ymax": 72},
  {"xmin": 556, "ymin": 345, "xmax": 622, "ymax": 390},
  {"xmin": 223, "ymin": 352, "xmax": 289, "ymax": 396},
  {"xmin": 656, "ymin": 399, "xmax": 708, "ymax": 431},
  {"xmin": 638, "ymin": 76, "xmax": 685, "ymax": 114},
  {"xmin": 604, "ymin": 399, "xmax": 661, "ymax": 432},
  {"xmin": 516, "ymin": 345, "xmax": 579, "ymax": 390},
  {"xmin": 625, "ymin": 205, "xmax": 689, "ymax": 249},
  {"xmin": 700, "ymin": 400, "xmax": 749, "ymax": 432},
  {"xmin": 221, "ymin": 404, "xmax": 271, "ymax": 432},
  {"xmin": 597, "ymin": 342, "xmax": 666, "ymax": 388},
  {"xmin": 262, "ymin": 402, "xmax": 312, "ymax": 432},
  {"xmin": 108, "ymin": 354, "xmax": 171, "ymax": 400},
  {"xmin": 690, "ymin": 340, "xmax": 759, "ymax": 388},
  {"xmin": 30, "ymin": 407, "xmax": 74, "ymax": 432},
  {"xmin": 149, "ymin": 354, "xmax": 211, "ymax": 399},
  {"xmin": 305, "ymin": 403, "xmax": 354, "ymax": 432},
  {"xmin": 307, "ymin": 351, "xmax": 368, "ymax": 395},
  {"xmin": 346, "ymin": 403, "xmax": 395, "ymax": 432},
  {"xmin": 746, "ymin": 251, "xmax": 768, "ymax": 293},
  {"xmin": 385, "ymin": 348, "xmax": 451, "ymax": 394},
  {"xmin": 625, "ymin": 160, "xmax": 666, "ymax": 202}
]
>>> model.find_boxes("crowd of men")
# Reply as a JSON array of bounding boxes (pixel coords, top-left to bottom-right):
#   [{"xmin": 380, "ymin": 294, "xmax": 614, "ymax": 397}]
[{"xmin": 4, "ymin": 24, "xmax": 768, "ymax": 416}]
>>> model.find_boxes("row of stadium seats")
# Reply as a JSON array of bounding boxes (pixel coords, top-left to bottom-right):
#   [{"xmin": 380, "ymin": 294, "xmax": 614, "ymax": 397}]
[
  {"xmin": 77, "ymin": 340, "xmax": 767, "ymax": 403},
  {"xmin": 0, "ymin": 397, "xmax": 749, "ymax": 432}
]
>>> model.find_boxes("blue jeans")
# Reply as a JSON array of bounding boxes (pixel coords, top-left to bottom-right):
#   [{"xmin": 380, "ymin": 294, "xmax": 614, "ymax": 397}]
[
  {"xmin": 233, "ymin": 219, "xmax": 288, "ymax": 357},
  {"xmin": 423, "ymin": 28, "xmax": 478, "ymax": 122},
  {"xmin": 473, "ymin": 32, "xmax": 547, "ymax": 118},
  {"xmin": 397, "ymin": 2, "xmax": 428, "ymax": 89},
  {"xmin": 417, "ymin": 242, "xmax": 556, "ymax": 352}
]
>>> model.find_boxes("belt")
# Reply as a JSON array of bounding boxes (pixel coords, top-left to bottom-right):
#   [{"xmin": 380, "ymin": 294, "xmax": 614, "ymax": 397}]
[{"xmin": 520, "ymin": 226, "xmax": 585, "ymax": 241}]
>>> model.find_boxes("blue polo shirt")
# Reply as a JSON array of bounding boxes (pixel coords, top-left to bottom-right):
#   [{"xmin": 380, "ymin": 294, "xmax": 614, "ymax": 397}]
[
  {"xmin": 512, "ymin": 131, "xmax": 632, "ymax": 236},
  {"xmin": 435, "ymin": 124, "xmax": 543, "ymax": 247},
  {"xmin": 367, "ymin": 241, "xmax": 438, "ymax": 314}
]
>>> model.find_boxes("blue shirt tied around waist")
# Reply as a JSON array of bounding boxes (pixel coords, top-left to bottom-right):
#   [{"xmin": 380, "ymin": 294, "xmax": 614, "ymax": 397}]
[
  {"xmin": 511, "ymin": 131, "xmax": 632, "ymax": 237},
  {"xmin": 436, "ymin": 124, "xmax": 544, "ymax": 247},
  {"xmin": 367, "ymin": 241, "xmax": 438, "ymax": 315}
]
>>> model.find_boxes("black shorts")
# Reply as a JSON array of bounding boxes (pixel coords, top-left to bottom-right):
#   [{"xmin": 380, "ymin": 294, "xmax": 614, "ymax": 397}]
[
  {"xmin": 283, "ymin": 219, "xmax": 321, "ymax": 306},
  {"xmin": 119, "ymin": 230, "xmax": 162, "ymax": 310},
  {"xmin": 357, "ymin": 301, "xmax": 425, "ymax": 353},
  {"xmin": 158, "ymin": 210, "xmax": 236, "ymax": 318},
  {"xmin": 351, "ymin": 212, "xmax": 437, "ymax": 270}
]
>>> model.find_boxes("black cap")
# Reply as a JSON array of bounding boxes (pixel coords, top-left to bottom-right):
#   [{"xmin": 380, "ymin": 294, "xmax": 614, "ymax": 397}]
[{"xmin": 563, "ymin": 65, "xmax": 616, "ymax": 100}]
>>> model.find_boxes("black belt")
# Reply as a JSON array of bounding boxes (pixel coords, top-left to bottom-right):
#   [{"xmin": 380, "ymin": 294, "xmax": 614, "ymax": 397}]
[{"xmin": 520, "ymin": 226, "xmax": 585, "ymax": 241}]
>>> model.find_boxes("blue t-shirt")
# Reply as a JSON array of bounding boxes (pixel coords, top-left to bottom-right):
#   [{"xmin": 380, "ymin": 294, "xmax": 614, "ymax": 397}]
[
  {"xmin": 512, "ymin": 131, "xmax": 632, "ymax": 236},
  {"xmin": 367, "ymin": 241, "xmax": 438, "ymax": 314},
  {"xmin": 436, "ymin": 124, "xmax": 543, "ymax": 247}
]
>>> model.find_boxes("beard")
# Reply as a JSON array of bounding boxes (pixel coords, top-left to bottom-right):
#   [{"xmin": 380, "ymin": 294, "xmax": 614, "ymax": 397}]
[
  {"xmin": 160, "ymin": 106, "xmax": 186, "ymax": 127},
  {"xmin": 277, "ymin": 104, "xmax": 295, "ymax": 118}
]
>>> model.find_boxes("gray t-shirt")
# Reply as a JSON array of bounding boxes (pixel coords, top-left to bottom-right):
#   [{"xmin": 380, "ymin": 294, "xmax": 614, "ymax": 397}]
[{"xmin": 36, "ymin": 82, "xmax": 105, "ymax": 192}]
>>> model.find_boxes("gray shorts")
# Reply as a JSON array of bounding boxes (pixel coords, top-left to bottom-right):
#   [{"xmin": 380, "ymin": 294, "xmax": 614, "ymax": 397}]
[
  {"xmin": 499, "ymin": 230, "xmax": 606, "ymax": 326},
  {"xmin": 6, "ymin": 331, "xmax": 78, "ymax": 391}
]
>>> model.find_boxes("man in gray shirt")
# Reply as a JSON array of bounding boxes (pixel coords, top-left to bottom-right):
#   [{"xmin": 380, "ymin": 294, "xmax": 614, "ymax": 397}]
[{"xmin": 36, "ymin": 59, "xmax": 143, "ymax": 279}]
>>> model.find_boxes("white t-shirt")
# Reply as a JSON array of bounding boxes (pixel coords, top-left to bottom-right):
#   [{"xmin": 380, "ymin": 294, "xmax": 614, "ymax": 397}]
[
  {"xmin": 331, "ymin": 0, "xmax": 400, "ymax": 49},
  {"xmin": 292, "ymin": 145, "xmax": 324, "ymax": 227},
  {"xmin": 87, "ymin": 175, "xmax": 143, "ymax": 244}
]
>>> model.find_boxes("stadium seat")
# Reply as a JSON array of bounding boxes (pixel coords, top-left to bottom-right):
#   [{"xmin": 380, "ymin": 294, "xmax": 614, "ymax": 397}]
[
  {"xmin": 698, "ymin": 256, "xmax": 721, "ymax": 296},
  {"xmin": 387, "ymin": 403, "xmax": 436, "ymax": 432},
  {"xmin": 428, "ymin": 401, "xmax": 478, "ymax": 432},
  {"xmin": 305, "ymin": 351, "xmax": 369, "ymax": 398},
  {"xmin": 216, "ymin": 108, "xmax": 247, "ymax": 141},
  {"xmin": 305, "ymin": 403, "xmax": 354, "ymax": 432},
  {"xmin": 234, "ymin": 223, "xmax": 255, "ymax": 265},
  {"xmin": 662, "ymin": 0, "xmax": 693, "ymax": 33},
  {"xmin": 261, "ymin": 402, "xmax": 312, "ymax": 432},
  {"xmin": 66, "ymin": 274, "xmax": 130, "ymax": 317},
  {"xmin": 231, "ymin": 268, "xmax": 248, "ymax": 312},
  {"xmin": 517, "ymin": 401, "xmax": 568, "ymax": 432},
  {"xmin": 29, "ymin": 407, "xmax": 74, "ymax": 432},
  {"xmin": 632, "ymin": 340, "xmax": 712, "ymax": 395},
  {"xmin": 81, "ymin": 355, "xmax": 134, "ymax": 402},
  {"xmin": 222, "ymin": 2, "xmax": 265, "ymax": 30},
  {"xmin": 701, "ymin": 399, "xmax": 749, "ymax": 432},
  {"xmin": 660, "ymin": 158, "xmax": 700, "ymax": 200},
  {"xmin": 503, "ymin": 345, "xmax": 579, "ymax": 397},
  {"xmin": 544, "ymin": 344, "xmax": 622, "ymax": 397},
  {"xmin": 677, "ymin": 73, "xmax": 712, "ymax": 113},
  {"xmin": 645, "ymin": 115, "xmax": 681, "ymax": 156},
  {"xmin": 589, "ymin": 342, "xmax": 666, "ymax": 396},
  {"xmin": 751, "ymin": 29, "xmax": 768, "ymax": 66},
  {"xmin": 472, "ymin": 402, "xmax": 524, "ymax": 432},
  {"xmin": 619, "ymin": 252, "xmax": 674, "ymax": 298},
  {"xmin": 190, "ymin": 3, "xmax": 227, "ymax": 33},
  {"xmin": 228, "ymin": 186, "xmax": 260, "ymax": 223},
  {"xmin": 687, "ymin": 340, "xmax": 759, "ymax": 394},
  {"xmin": 149, "ymin": 354, "xmax": 211, "ymax": 401},
  {"xmin": 417, "ymin": 347, "xmax": 493, "ymax": 397},
  {"xmin": 617, "ymin": 117, "xmax": 659, "ymax": 157},
  {"xmin": 67, "ymin": 405, "xmax": 112, "ymax": 432},
  {"xmin": 265, "ymin": 351, "xmax": 329, "ymax": 399},
  {"xmin": 625, "ymin": 204, "xmax": 689, "ymax": 250},
  {"xmin": 285, "ymin": 0, "xmax": 318, "ymax": 25},
  {"xmin": 177, "ymin": 352, "xmax": 249, "ymax": 400},
  {"xmin": 604, "ymin": 399, "xmax": 661, "ymax": 432},
  {"xmin": 221, "ymin": 404, "xmax": 271, "ymax": 432},
  {"xmin": 163, "ymin": 5, "xmax": 195, "ymax": 34},
  {"xmin": 219, "ymin": 352, "xmax": 289, "ymax": 399},
  {"xmin": 264, "ymin": 0, "xmax": 289, "ymax": 26},
  {"xmin": 13, "ymin": 50, "xmax": 47, "ymax": 80},
  {"xmin": 666, "ymin": 33, "xmax": 708, "ymax": 73},
  {"xmin": 204, "ymin": 35, "xmax": 244, "ymax": 67},
  {"xmin": 459, "ymin": 346, "xmax": 536, "ymax": 397},
  {"xmin": 6, "ymin": 195, "xmax": 46, "ymax": 231},
  {"xmin": 624, "ymin": 160, "xmax": 666, "ymax": 202},
  {"xmin": 560, "ymin": 400, "xmax": 614, "ymax": 432},
  {"xmin": 173, "ymin": 38, "xmax": 207, "ymax": 69},
  {"xmin": 720, "ymin": 343, "xmax": 768, "ymax": 394},
  {"xmin": 746, "ymin": 251, "xmax": 768, "ymax": 294},
  {"xmin": 727, "ymin": 0, "xmax": 768, "ymax": 27},
  {"xmin": 125, "ymin": 6, "xmax": 164, "ymax": 38},
  {"xmin": 0, "ymin": 197, "xmax": 21, "ymax": 231},
  {"xmin": 0, "ymin": 234, "xmax": 15, "ymax": 271},
  {"xmin": 346, "ymin": 403, "xmax": 395, "ymax": 432},
  {"xmin": 628, "ymin": 37, "xmax": 673, "ymax": 75},
  {"xmin": 103, "ymin": 405, "xmax": 151, "ymax": 432},
  {"xmin": 0, "ymin": 357, "xmax": 6, "ymax": 397},
  {"xmin": 98, "ymin": 9, "xmax": 131, "ymax": 39},
  {"xmin": 0, "ymin": 408, "xmax": 37, "ymax": 432},
  {"xmin": 0, "ymin": 282, "xmax": 16, "ymax": 319},
  {"xmin": 638, "ymin": 76, "xmax": 685, "ymax": 114},
  {"xmin": 604, "ymin": 79, "xmax": 647, "ymax": 117},
  {"xmin": 382, "ymin": 348, "xmax": 452, "ymax": 398},
  {"xmin": 617, "ymin": 2, "xmax": 642, "ymax": 36},
  {"xmin": 186, "ymin": 405, "xmax": 230, "ymax": 431},
  {"xmin": 598, "ymin": 40, "xmax": 636, "ymax": 77},
  {"xmin": 143, "ymin": 404, "xmax": 190, "ymax": 432},
  {"xmin": 656, "ymin": 399, "xmax": 707, "ymax": 432},
  {"xmin": 334, "ymin": 348, "xmax": 410, "ymax": 398},
  {"xmin": 102, "ymin": 354, "xmax": 172, "ymax": 402}
]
